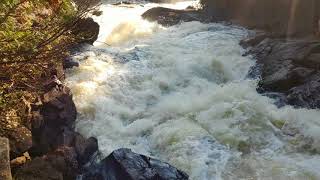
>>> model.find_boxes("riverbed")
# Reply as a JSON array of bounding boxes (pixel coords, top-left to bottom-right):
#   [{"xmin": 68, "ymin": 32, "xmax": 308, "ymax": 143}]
[{"xmin": 66, "ymin": 1, "xmax": 320, "ymax": 179}]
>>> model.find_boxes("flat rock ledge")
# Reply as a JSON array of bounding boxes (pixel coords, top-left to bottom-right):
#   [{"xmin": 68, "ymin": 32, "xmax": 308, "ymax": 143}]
[{"xmin": 0, "ymin": 137, "xmax": 12, "ymax": 180}]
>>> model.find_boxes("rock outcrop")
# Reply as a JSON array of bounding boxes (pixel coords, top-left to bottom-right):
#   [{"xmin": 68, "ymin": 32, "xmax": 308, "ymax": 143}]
[
  {"xmin": 242, "ymin": 34, "xmax": 320, "ymax": 109},
  {"xmin": 142, "ymin": 7, "xmax": 211, "ymax": 26},
  {"xmin": 73, "ymin": 18, "xmax": 100, "ymax": 45},
  {"xmin": 81, "ymin": 148, "xmax": 189, "ymax": 180},
  {"xmin": 10, "ymin": 70, "xmax": 99, "ymax": 179}
]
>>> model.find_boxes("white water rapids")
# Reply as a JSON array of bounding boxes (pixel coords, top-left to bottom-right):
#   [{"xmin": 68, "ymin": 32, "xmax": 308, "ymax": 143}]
[{"xmin": 66, "ymin": 1, "xmax": 320, "ymax": 179}]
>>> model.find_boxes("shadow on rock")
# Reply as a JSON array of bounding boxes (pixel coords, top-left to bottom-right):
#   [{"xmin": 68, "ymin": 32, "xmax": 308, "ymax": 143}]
[
  {"xmin": 142, "ymin": 7, "xmax": 213, "ymax": 27},
  {"xmin": 242, "ymin": 33, "xmax": 320, "ymax": 109},
  {"xmin": 80, "ymin": 148, "xmax": 189, "ymax": 180}
]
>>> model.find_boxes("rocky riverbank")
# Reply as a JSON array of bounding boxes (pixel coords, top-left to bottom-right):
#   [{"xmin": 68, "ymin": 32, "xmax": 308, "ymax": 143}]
[
  {"xmin": 4, "ymin": 0, "xmax": 320, "ymax": 179},
  {"xmin": 0, "ymin": 17, "xmax": 100, "ymax": 180},
  {"xmin": 196, "ymin": 0, "xmax": 320, "ymax": 108},
  {"xmin": 241, "ymin": 33, "xmax": 320, "ymax": 109},
  {"xmin": 1, "ymin": 4, "xmax": 190, "ymax": 180}
]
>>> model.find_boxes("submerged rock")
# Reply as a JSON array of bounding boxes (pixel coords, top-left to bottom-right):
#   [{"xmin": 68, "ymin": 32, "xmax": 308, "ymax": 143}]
[
  {"xmin": 142, "ymin": 7, "xmax": 211, "ymax": 26},
  {"xmin": 64, "ymin": 57, "xmax": 80, "ymax": 69},
  {"xmin": 81, "ymin": 148, "xmax": 189, "ymax": 180}
]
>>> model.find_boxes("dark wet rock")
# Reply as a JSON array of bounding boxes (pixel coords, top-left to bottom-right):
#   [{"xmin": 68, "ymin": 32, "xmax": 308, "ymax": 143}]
[
  {"xmin": 42, "ymin": 84, "xmax": 76, "ymax": 128},
  {"xmin": 30, "ymin": 83, "xmax": 76, "ymax": 155},
  {"xmin": 30, "ymin": 110, "xmax": 44, "ymax": 129},
  {"xmin": 243, "ymin": 34, "xmax": 320, "ymax": 108},
  {"xmin": 0, "ymin": 137, "xmax": 12, "ymax": 180},
  {"xmin": 73, "ymin": 18, "xmax": 100, "ymax": 45},
  {"xmin": 46, "ymin": 146, "xmax": 80, "ymax": 179},
  {"xmin": 64, "ymin": 57, "xmax": 80, "ymax": 69},
  {"xmin": 69, "ymin": 43, "xmax": 94, "ymax": 56},
  {"xmin": 14, "ymin": 146, "xmax": 82, "ymax": 180},
  {"xmin": 81, "ymin": 148, "xmax": 189, "ymax": 180},
  {"xmin": 287, "ymin": 72, "xmax": 320, "ymax": 108},
  {"xmin": 74, "ymin": 134, "xmax": 99, "ymax": 165},
  {"xmin": 112, "ymin": 1, "xmax": 134, "ymax": 6},
  {"xmin": 24, "ymin": 129, "xmax": 98, "ymax": 179},
  {"xmin": 261, "ymin": 92, "xmax": 288, "ymax": 108},
  {"xmin": 240, "ymin": 32, "xmax": 269, "ymax": 49},
  {"xmin": 142, "ymin": 7, "xmax": 211, "ymax": 26}
]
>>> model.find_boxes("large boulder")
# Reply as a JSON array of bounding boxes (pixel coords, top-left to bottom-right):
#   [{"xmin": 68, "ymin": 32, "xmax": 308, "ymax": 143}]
[
  {"xmin": 142, "ymin": 7, "xmax": 211, "ymax": 26},
  {"xmin": 201, "ymin": 0, "xmax": 320, "ymax": 37},
  {"xmin": 14, "ymin": 138, "xmax": 98, "ymax": 180},
  {"xmin": 73, "ymin": 18, "xmax": 100, "ymax": 45},
  {"xmin": 81, "ymin": 148, "xmax": 189, "ymax": 180},
  {"xmin": 30, "ymin": 81, "xmax": 77, "ymax": 155}
]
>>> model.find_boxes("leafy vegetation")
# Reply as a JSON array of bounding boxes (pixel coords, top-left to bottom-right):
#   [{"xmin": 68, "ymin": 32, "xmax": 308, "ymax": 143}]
[{"xmin": 0, "ymin": 0, "xmax": 97, "ymax": 118}]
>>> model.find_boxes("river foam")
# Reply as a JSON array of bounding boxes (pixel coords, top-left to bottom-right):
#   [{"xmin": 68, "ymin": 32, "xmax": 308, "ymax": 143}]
[{"xmin": 66, "ymin": 1, "xmax": 320, "ymax": 179}]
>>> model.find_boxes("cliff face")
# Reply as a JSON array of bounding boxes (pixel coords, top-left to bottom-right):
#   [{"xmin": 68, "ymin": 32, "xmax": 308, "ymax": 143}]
[{"xmin": 201, "ymin": 0, "xmax": 320, "ymax": 37}]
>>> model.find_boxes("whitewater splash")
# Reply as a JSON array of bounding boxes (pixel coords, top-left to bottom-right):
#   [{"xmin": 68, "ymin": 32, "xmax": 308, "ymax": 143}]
[{"xmin": 66, "ymin": 1, "xmax": 320, "ymax": 179}]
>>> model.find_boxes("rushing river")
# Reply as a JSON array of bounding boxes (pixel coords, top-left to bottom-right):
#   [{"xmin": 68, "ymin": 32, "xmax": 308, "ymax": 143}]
[{"xmin": 66, "ymin": 1, "xmax": 320, "ymax": 179}]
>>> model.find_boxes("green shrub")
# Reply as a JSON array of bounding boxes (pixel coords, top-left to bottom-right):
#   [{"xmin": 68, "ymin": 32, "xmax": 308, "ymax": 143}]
[{"xmin": 0, "ymin": 0, "xmax": 97, "ymax": 115}]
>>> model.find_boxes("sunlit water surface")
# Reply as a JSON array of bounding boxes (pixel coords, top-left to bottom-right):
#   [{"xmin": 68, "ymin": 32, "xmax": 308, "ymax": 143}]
[{"xmin": 66, "ymin": 1, "xmax": 320, "ymax": 179}]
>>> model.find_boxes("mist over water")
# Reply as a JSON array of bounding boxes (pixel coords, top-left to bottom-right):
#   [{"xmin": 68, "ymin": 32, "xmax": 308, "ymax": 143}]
[{"xmin": 66, "ymin": 1, "xmax": 320, "ymax": 179}]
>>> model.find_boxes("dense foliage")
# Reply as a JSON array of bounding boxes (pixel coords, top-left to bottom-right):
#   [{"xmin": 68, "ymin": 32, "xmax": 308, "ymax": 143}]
[{"xmin": 0, "ymin": 0, "xmax": 96, "ymax": 117}]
